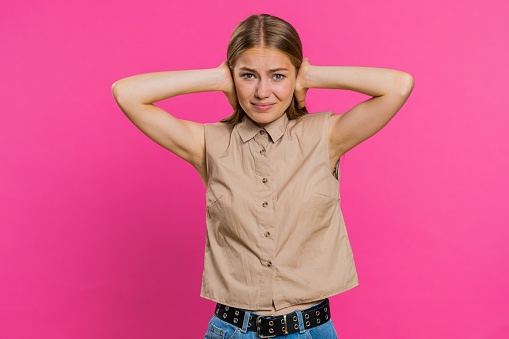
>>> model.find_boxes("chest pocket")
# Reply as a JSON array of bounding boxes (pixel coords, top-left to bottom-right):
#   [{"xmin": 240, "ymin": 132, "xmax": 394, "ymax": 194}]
[
  {"xmin": 299, "ymin": 191, "xmax": 340, "ymax": 234},
  {"xmin": 205, "ymin": 194, "xmax": 232, "ymax": 247},
  {"xmin": 206, "ymin": 194, "xmax": 224, "ymax": 221},
  {"xmin": 206, "ymin": 193, "xmax": 249, "ymax": 247}
]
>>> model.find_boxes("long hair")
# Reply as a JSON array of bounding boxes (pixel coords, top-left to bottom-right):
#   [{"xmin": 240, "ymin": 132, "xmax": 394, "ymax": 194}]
[{"xmin": 220, "ymin": 14, "xmax": 308, "ymax": 125}]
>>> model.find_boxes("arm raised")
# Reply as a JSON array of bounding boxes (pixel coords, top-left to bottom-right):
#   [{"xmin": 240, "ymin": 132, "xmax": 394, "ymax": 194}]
[
  {"xmin": 111, "ymin": 62, "xmax": 237, "ymax": 170},
  {"xmin": 296, "ymin": 62, "xmax": 414, "ymax": 159}
]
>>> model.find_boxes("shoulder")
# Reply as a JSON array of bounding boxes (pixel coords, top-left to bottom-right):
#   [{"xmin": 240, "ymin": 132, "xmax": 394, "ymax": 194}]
[
  {"xmin": 291, "ymin": 111, "xmax": 335, "ymax": 129},
  {"xmin": 204, "ymin": 121, "xmax": 234, "ymax": 136},
  {"xmin": 204, "ymin": 121, "xmax": 233, "ymax": 129},
  {"xmin": 203, "ymin": 121, "xmax": 235, "ymax": 154}
]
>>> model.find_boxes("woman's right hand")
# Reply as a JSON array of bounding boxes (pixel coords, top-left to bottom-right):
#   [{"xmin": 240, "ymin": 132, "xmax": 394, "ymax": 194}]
[{"xmin": 217, "ymin": 61, "xmax": 238, "ymax": 111}]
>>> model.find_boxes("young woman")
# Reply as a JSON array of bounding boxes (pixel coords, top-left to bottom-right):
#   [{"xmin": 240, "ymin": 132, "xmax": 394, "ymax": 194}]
[{"xmin": 112, "ymin": 13, "xmax": 414, "ymax": 339}]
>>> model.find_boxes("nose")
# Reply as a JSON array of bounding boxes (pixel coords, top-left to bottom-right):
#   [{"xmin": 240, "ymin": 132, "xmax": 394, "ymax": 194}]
[{"xmin": 255, "ymin": 78, "xmax": 270, "ymax": 99}]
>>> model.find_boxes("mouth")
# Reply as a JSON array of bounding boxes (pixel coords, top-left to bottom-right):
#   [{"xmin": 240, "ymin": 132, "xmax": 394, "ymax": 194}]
[{"xmin": 251, "ymin": 102, "xmax": 276, "ymax": 110}]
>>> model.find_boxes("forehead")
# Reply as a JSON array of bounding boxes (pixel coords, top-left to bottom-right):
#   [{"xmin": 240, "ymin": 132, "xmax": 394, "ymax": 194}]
[{"xmin": 235, "ymin": 47, "xmax": 293, "ymax": 70}]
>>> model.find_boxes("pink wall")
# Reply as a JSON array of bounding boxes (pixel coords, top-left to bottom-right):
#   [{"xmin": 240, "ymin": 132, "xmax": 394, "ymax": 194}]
[{"xmin": 1, "ymin": 0, "xmax": 508, "ymax": 338}]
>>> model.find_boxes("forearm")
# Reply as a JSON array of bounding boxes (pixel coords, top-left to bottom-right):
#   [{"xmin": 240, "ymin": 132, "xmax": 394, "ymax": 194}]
[
  {"xmin": 112, "ymin": 67, "xmax": 225, "ymax": 104},
  {"xmin": 304, "ymin": 65, "xmax": 413, "ymax": 97}
]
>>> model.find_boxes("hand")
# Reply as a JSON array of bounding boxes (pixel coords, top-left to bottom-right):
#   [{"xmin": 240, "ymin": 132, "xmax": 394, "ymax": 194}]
[
  {"xmin": 217, "ymin": 61, "xmax": 238, "ymax": 111},
  {"xmin": 295, "ymin": 58, "xmax": 311, "ymax": 109}
]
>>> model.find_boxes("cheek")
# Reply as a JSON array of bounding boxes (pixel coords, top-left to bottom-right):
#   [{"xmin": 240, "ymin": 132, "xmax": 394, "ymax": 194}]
[
  {"xmin": 235, "ymin": 82, "xmax": 253, "ymax": 100},
  {"xmin": 274, "ymin": 83, "xmax": 295, "ymax": 100}
]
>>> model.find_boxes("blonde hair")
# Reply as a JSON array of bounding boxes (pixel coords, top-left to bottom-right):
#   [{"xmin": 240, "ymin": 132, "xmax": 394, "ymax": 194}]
[{"xmin": 220, "ymin": 14, "xmax": 308, "ymax": 125}]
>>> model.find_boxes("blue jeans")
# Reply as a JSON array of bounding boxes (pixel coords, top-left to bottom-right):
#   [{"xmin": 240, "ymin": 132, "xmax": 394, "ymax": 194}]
[{"xmin": 204, "ymin": 301, "xmax": 338, "ymax": 338}]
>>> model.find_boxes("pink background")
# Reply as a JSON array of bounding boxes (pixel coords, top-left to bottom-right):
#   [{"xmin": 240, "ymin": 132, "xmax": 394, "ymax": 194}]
[{"xmin": 1, "ymin": 0, "xmax": 508, "ymax": 338}]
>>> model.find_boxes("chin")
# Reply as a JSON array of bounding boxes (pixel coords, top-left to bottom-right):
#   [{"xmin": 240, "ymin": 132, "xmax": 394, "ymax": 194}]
[{"xmin": 248, "ymin": 112, "xmax": 278, "ymax": 124}]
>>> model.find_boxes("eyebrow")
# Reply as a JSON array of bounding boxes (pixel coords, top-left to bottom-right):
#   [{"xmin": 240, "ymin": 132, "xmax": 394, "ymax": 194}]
[{"xmin": 239, "ymin": 67, "xmax": 289, "ymax": 73}]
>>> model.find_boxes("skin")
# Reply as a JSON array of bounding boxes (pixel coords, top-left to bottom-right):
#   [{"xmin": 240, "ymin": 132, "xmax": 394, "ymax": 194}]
[
  {"xmin": 222, "ymin": 48, "xmax": 329, "ymax": 315},
  {"xmin": 112, "ymin": 45, "xmax": 414, "ymax": 316},
  {"xmin": 232, "ymin": 47, "xmax": 297, "ymax": 128},
  {"xmin": 219, "ymin": 47, "xmax": 415, "ymax": 193}
]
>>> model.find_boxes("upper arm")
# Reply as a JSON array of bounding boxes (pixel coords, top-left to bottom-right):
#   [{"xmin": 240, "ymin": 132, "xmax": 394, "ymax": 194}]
[
  {"xmin": 112, "ymin": 84, "xmax": 205, "ymax": 169},
  {"xmin": 328, "ymin": 74, "xmax": 414, "ymax": 158}
]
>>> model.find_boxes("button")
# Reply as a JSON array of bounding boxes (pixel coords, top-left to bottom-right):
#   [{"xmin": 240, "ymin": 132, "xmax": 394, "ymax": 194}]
[
  {"xmin": 266, "ymin": 261, "xmax": 272, "ymax": 267},
  {"xmin": 259, "ymin": 149, "xmax": 266, "ymax": 155},
  {"xmin": 262, "ymin": 178, "xmax": 268, "ymax": 183},
  {"xmin": 260, "ymin": 130, "xmax": 265, "ymax": 135},
  {"xmin": 262, "ymin": 202, "xmax": 268, "ymax": 207},
  {"xmin": 264, "ymin": 231, "xmax": 270, "ymax": 237}
]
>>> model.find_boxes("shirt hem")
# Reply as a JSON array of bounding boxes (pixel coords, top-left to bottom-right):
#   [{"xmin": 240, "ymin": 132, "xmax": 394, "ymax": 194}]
[{"xmin": 199, "ymin": 280, "xmax": 360, "ymax": 311}]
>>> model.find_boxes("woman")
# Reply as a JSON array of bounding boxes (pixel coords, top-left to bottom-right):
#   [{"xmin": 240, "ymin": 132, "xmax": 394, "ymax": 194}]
[{"xmin": 112, "ymin": 13, "xmax": 414, "ymax": 339}]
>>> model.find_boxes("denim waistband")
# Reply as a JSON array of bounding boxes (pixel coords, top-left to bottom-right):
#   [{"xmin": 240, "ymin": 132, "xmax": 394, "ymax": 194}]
[{"xmin": 249, "ymin": 299, "xmax": 326, "ymax": 317}]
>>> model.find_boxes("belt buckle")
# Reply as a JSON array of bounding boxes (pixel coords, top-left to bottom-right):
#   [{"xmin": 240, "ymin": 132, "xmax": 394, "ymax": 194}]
[{"xmin": 256, "ymin": 316, "xmax": 276, "ymax": 338}]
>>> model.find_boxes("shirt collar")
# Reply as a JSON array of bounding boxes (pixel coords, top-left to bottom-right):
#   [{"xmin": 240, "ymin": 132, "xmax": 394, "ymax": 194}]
[{"xmin": 237, "ymin": 112, "xmax": 289, "ymax": 143}]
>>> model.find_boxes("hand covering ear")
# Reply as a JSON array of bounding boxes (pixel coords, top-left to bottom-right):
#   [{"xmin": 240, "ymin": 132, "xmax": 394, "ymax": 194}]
[{"xmin": 295, "ymin": 58, "xmax": 311, "ymax": 109}]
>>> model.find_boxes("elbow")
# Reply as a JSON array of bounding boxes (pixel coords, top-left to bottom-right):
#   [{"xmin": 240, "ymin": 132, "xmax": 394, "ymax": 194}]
[
  {"xmin": 111, "ymin": 81, "xmax": 121, "ymax": 95},
  {"xmin": 111, "ymin": 81, "xmax": 126, "ymax": 102},
  {"xmin": 404, "ymin": 73, "xmax": 415, "ymax": 91},
  {"xmin": 395, "ymin": 73, "xmax": 414, "ymax": 96},
  {"xmin": 403, "ymin": 73, "xmax": 415, "ymax": 92}
]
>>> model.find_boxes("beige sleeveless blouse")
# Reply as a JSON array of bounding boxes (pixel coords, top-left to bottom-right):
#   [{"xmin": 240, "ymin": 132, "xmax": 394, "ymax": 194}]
[{"xmin": 201, "ymin": 111, "xmax": 359, "ymax": 311}]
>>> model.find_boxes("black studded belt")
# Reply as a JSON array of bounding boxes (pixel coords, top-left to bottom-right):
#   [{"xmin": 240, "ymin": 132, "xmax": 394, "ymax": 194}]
[{"xmin": 214, "ymin": 298, "xmax": 331, "ymax": 338}]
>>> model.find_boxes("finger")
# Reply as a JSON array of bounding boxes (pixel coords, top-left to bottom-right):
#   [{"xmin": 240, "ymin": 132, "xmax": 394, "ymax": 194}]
[
  {"xmin": 295, "ymin": 96, "xmax": 305, "ymax": 109},
  {"xmin": 228, "ymin": 93, "xmax": 238, "ymax": 110}
]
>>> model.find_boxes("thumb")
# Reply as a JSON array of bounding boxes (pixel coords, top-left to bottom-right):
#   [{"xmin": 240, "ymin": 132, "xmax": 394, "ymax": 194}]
[
  {"xmin": 226, "ymin": 90, "xmax": 238, "ymax": 110},
  {"xmin": 295, "ymin": 93, "xmax": 306, "ymax": 109}
]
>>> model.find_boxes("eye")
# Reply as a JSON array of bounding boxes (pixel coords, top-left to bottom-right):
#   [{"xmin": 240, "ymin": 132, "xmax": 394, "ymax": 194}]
[
  {"xmin": 241, "ymin": 73, "xmax": 255, "ymax": 79},
  {"xmin": 273, "ymin": 74, "xmax": 285, "ymax": 80}
]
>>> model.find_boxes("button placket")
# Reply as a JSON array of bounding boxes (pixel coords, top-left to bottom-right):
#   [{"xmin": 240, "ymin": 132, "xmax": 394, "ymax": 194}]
[{"xmin": 251, "ymin": 128, "xmax": 276, "ymax": 305}]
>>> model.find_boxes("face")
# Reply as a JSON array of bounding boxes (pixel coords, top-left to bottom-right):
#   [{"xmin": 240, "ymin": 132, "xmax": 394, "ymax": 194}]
[{"xmin": 233, "ymin": 47, "xmax": 297, "ymax": 128}]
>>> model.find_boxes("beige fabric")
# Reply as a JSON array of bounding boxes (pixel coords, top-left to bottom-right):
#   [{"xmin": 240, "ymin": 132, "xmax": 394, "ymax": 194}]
[{"xmin": 201, "ymin": 111, "xmax": 359, "ymax": 311}]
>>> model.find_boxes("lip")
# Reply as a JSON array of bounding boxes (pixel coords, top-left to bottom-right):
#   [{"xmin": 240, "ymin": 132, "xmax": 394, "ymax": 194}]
[{"xmin": 252, "ymin": 102, "xmax": 276, "ymax": 112}]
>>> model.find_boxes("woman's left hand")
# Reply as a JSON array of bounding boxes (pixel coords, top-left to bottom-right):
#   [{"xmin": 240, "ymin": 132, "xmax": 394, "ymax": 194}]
[{"xmin": 295, "ymin": 58, "xmax": 311, "ymax": 109}]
